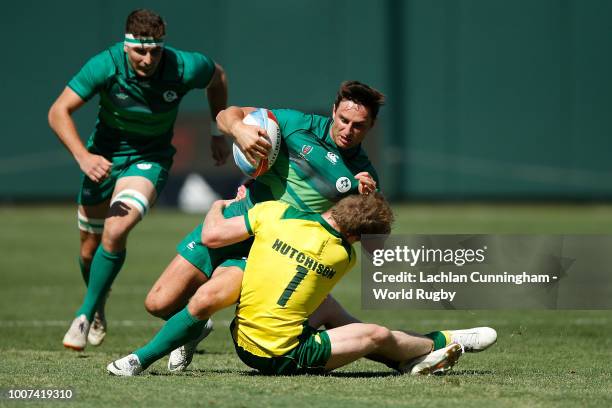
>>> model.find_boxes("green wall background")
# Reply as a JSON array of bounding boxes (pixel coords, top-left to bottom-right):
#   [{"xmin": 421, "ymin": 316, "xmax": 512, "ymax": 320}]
[{"xmin": 2, "ymin": 0, "xmax": 611, "ymax": 201}]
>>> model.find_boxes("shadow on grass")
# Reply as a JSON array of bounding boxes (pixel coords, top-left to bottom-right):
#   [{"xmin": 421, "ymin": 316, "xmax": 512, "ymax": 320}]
[
  {"xmin": 193, "ymin": 350, "xmax": 227, "ymax": 356},
  {"xmin": 149, "ymin": 368, "xmax": 247, "ymax": 377},
  {"xmin": 445, "ymin": 369, "xmax": 494, "ymax": 376},
  {"xmin": 326, "ymin": 371, "xmax": 398, "ymax": 378},
  {"xmin": 148, "ymin": 367, "xmax": 492, "ymax": 378},
  {"xmin": 150, "ymin": 369, "xmax": 398, "ymax": 378}
]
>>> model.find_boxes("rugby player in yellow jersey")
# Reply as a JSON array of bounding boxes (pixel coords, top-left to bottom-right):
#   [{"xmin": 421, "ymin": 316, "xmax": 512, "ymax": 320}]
[{"xmin": 108, "ymin": 193, "xmax": 496, "ymax": 376}]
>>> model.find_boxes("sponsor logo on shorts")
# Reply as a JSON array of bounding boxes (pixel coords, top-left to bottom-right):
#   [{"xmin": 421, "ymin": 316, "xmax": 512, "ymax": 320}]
[
  {"xmin": 336, "ymin": 177, "xmax": 351, "ymax": 193},
  {"xmin": 302, "ymin": 145, "xmax": 313, "ymax": 155},
  {"xmin": 116, "ymin": 92, "xmax": 129, "ymax": 100},
  {"xmin": 136, "ymin": 163, "xmax": 153, "ymax": 170},
  {"xmin": 82, "ymin": 188, "xmax": 92, "ymax": 196},
  {"xmin": 326, "ymin": 152, "xmax": 338, "ymax": 164},
  {"xmin": 187, "ymin": 241, "xmax": 196, "ymax": 250},
  {"xmin": 163, "ymin": 90, "xmax": 178, "ymax": 102}
]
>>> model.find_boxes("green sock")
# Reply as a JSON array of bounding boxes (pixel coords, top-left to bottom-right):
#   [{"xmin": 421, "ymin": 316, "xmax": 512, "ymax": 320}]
[
  {"xmin": 76, "ymin": 246, "xmax": 125, "ymax": 321},
  {"xmin": 79, "ymin": 256, "xmax": 90, "ymax": 285},
  {"xmin": 425, "ymin": 331, "xmax": 450, "ymax": 351},
  {"xmin": 134, "ymin": 307, "xmax": 207, "ymax": 369}
]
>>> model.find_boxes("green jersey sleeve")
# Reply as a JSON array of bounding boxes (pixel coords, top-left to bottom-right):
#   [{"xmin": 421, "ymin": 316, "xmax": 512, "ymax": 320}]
[
  {"xmin": 181, "ymin": 51, "xmax": 216, "ymax": 89},
  {"xmin": 270, "ymin": 109, "xmax": 314, "ymax": 141},
  {"xmin": 67, "ymin": 49, "xmax": 115, "ymax": 101}
]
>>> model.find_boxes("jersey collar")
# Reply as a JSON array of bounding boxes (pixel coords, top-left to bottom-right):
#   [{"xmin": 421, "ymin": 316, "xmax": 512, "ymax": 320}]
[{"xmin": 313, "ymin": 213, "xmax": 353, "ymax": 259}]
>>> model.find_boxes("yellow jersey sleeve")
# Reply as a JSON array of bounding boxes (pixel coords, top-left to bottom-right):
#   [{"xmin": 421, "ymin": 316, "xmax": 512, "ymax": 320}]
[{"xmin": 244, "ymin": 201, "xmax": 290, "ymax": 235}]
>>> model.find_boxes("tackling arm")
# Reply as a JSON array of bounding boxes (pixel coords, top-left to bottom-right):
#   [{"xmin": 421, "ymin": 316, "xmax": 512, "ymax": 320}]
[
  {"xmin": 201, "ymin": 200, "xmax": 251, "ymax": 248},
  {"xmin": 48, "ymin": 87, "xmax": 111, "ymax": 183}
]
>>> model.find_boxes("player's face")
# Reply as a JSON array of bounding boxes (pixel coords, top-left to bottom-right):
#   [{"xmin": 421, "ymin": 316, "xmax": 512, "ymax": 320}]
[
  {"xmin": 124, "ymin": 45, "xmax": 163, "ymax": 77},
  {"xmin": 331, "ymin": 100, "xmax": 374, "ymax": 149}
]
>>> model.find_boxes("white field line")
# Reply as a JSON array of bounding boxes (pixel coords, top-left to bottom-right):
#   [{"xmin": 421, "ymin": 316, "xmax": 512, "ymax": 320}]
[
  {"xmin": 0, "ymin": 317, "xmax": 608, "ymax": 328},
  {"xmin": 0, "ymin": 319, "xmax": 233, "ymax": 328}
]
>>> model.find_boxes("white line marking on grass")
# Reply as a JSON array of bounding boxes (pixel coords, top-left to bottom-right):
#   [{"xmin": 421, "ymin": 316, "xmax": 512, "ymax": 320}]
[{"xmin": 0, "ymin": 319, "xmax": 234, "ymax": 328}]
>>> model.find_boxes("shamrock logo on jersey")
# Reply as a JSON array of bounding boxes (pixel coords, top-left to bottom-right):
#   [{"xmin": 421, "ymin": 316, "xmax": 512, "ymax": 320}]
[
  {"xmin": 336, "ymin": 177, "xmax": 352, "ymax": 193},
  {"xmin": 163, "ymin": 90, "xmax": 178, "ymax": 102}
]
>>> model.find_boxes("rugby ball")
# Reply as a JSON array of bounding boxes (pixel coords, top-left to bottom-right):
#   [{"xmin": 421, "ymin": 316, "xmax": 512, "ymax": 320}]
[{"xmin": 232, "ymin": 108, "xmax": 281, "ymax": 178}]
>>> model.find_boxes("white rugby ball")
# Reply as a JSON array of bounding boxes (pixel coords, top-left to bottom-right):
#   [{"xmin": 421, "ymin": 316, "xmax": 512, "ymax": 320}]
[{"xmin": 232, "ymin": 108, "xmax": 281, "ymax": 178}]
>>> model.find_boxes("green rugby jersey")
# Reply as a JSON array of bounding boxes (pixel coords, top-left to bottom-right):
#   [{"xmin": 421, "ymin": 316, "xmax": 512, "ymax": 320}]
[
  {"xmin": 247, "ymin": 109, "xmax": 379, "ymax": 213},
  {"xmin": 68, "ymin": 43, "xmax": 215, "ymax": 157}
]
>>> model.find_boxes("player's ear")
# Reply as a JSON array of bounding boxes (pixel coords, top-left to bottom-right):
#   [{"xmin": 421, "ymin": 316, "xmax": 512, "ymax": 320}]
[
  {"xmin": 124, "ymin": 45, "xmax": 129, "ymax": 53},
  {"xmin": 332, "ymin": 104, "xmax": 337, "ymax": 117}
]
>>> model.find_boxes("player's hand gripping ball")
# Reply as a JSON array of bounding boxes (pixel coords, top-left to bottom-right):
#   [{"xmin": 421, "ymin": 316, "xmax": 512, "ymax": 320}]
[{"xmin": 232, "ymin": 108, "xmax": 281, "ymax": 178}]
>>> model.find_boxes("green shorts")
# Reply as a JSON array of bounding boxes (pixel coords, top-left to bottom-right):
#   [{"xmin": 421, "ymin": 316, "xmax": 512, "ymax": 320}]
[
  {"xmin": 231, "ymin": 320, "xmax": 332, "ymax": 375},
  {"xmin": 78, "ymin": 153, "xmax": 171, "ymax": 206},
  {"xmin": 177, "ymin": 197, "xmax": 253, "ymax": 278}
]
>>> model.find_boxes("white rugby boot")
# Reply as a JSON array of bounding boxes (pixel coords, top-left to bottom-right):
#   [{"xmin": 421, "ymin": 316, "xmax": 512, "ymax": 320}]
[
  {"xmin": 107, "ymin": 354, "xmax": 143, "ymax": 376},
  {"xmin": 400, "ymin": 343, "xmax": 464, "ymax": 375},
  {"xmin": 87, "ymin": 310, "xmax": 107, "ymax": 346},
  {"xmin": 446, "ymin": 327, "xmax": 497, "ymax": 352},
  {"xmin": 62, "ymin": 314, "xmax": 90, "ymax": 351},
  {"xmin": 167, "ymin": 319, "xmax": 214, "ymax": 372},
  {"xmin": 87, "ymin": 291, "xmax": 109, "ymax": 346}
]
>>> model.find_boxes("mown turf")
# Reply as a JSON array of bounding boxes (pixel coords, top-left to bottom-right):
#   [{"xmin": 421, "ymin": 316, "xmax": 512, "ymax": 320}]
[{"xmin": 0, "ymin": 204, "xmax": 611, "ymax": 407}]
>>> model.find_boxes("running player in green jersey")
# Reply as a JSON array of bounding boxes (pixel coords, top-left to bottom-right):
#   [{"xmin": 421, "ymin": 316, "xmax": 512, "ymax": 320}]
[
  {"xmin": 142, "ymin": 82, "xmax": 383, "ymax": 371},
  {"xmin": 108, "ymin": 193, "xmax": 496, "ymax": 376},
  {"xmin": 48, "ymin": 9, "xmax": 230, "ymax": 351}
]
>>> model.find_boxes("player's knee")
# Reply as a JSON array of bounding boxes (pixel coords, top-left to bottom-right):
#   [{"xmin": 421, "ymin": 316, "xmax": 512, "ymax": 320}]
[
  {"xmin": 188, "ymin": 290, "xmax": 224, "ymax": 320},
  {"xmin": 144, "ymin": 291, "xmax": 171, "ymax": 318},
  {"xmin": 79, "ymin": 249, "xmax": 94, "ymax": 268},
  {"xmin": 187, "ymin": 295, "xmax": 214, "ymax": 319},
  {"xmin": 368, "ymin": 325, "xmax": 393, "ymax": 348},
  {"xmin": 101, "ymin": 218, "xmax": 131, "ymax": 246}
]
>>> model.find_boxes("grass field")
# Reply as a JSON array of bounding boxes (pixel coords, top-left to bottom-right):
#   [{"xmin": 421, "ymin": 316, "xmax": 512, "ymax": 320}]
[{"xmin": 1, "ymin": 204, "xmax": 611, "ymax": 407}]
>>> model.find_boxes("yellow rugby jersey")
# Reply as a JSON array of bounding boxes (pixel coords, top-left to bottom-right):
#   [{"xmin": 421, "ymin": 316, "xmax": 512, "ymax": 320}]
[{"xmin": 233, "ymin": 201, "xmax": 356, "ymax": 358}]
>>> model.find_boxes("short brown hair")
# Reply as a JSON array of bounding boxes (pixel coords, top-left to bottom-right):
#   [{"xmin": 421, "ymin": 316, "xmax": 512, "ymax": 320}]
[
  {"xmin": 331, "ymin": 192, "xmax": 394, "ymax": 238},
  {"xmin": 334, "ymin": 81, "xmax": 386, "ymax": 120},
  {"xmin": 125, "ymin": 9, "xmax": 166, "ymax": 38}
]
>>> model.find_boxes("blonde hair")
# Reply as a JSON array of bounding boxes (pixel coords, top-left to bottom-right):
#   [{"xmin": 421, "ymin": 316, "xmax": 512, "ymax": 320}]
[{"xmin": 331, "ymin": 192, "xmax": 394, "ymax": 238}]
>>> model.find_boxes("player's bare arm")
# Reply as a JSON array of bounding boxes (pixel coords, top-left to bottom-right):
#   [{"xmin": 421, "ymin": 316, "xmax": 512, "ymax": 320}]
[
  {"xmin": 216, "ymin": 106, "xmax": 271, "ymax": 165},
  {"xmin": 48, "ymin": 87, "xmax": 111, "ymax": 183},
  {"xmin": 200, "ymin": 199, "xmax": 250, "ymax": 248},
  {"xmin": 207, "ymin": 63, "xmax": 230, "ymax": 166}
]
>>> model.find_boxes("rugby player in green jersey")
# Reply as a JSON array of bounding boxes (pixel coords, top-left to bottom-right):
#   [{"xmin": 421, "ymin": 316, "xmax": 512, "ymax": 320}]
[
  {"xmin": 141, "ymin": 81, "xmax": 385, "ymax": 371},
  {"xmin": 48, "ymin": 9, "xmax": 230, "ymax": 351}
]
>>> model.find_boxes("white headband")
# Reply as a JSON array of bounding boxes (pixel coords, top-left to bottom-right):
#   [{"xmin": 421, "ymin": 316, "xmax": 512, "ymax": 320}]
[{"xmin": 124, "ymin": 33, "xmax": 164, "ymax": 48}]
